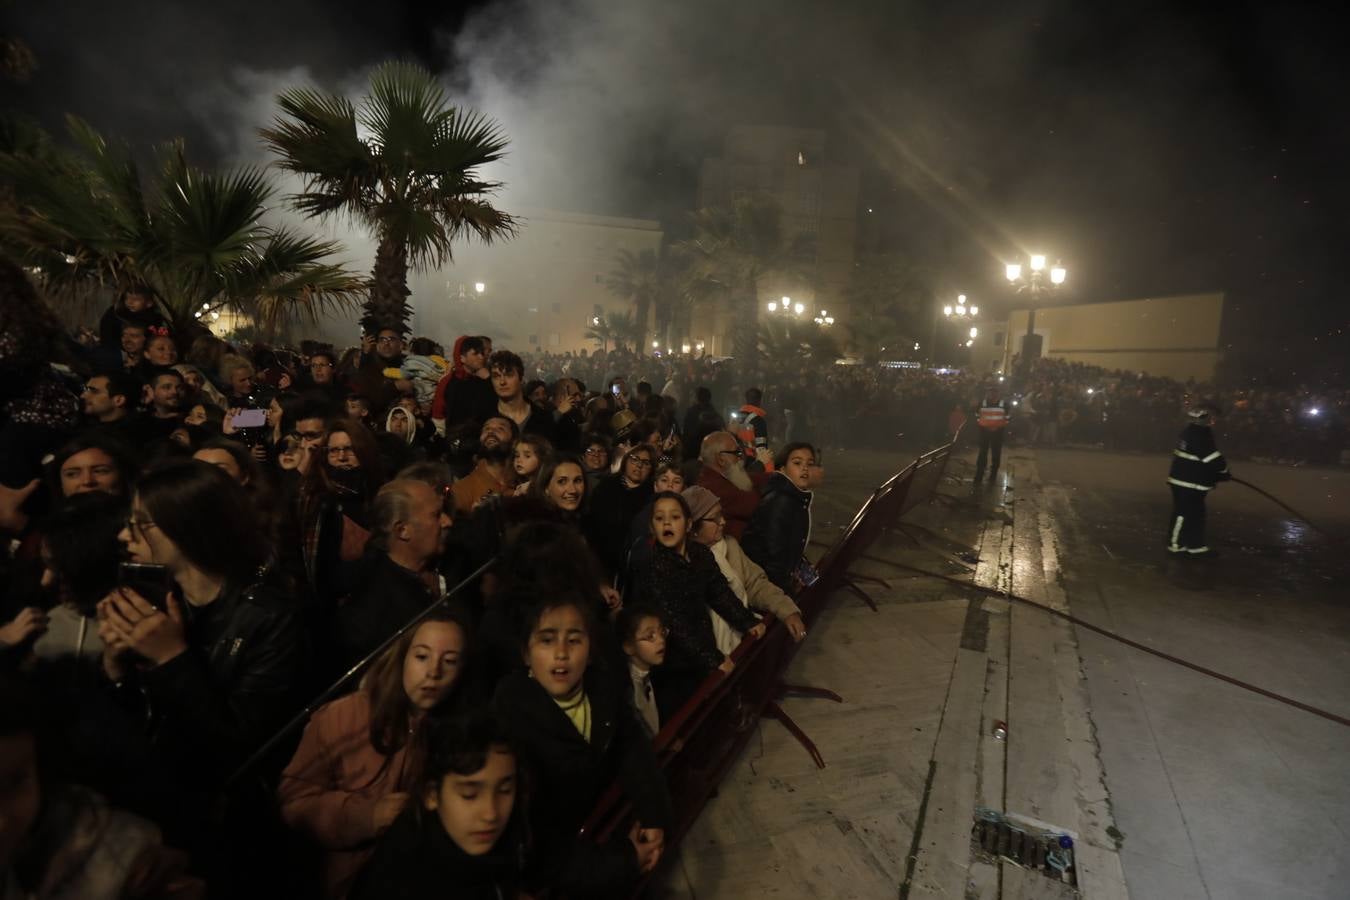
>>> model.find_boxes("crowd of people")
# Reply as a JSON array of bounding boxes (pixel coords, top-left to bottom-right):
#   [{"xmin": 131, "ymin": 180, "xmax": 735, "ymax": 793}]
[
  {"xmin": 2, "ymin": 262, "xmax": 1344, "ymax": 897},
  {"xmin": 0, "ymin": 274, "xmax": 823, "ymax": 899},
  {"xmin": 1014, "ymin": 357, "xmax": 1347, "ymax": 465}
]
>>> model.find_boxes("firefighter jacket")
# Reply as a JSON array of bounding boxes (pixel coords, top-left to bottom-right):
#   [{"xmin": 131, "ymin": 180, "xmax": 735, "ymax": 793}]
[
  {"xmin": 1167, "ymin": 423, "xmax": 1230, "ymax": 491},
  {"xmin": 737, "ymin": 404, "xmax": 769, "ymax": 451},
  {"xmin": 976, "ymin": 398, "xmax": 1010, "ymax": 431}
]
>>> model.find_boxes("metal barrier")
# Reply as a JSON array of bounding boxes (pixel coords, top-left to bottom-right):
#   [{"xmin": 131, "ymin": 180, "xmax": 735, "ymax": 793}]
[{"xmin": 577, "ymin": 429, "xmax": 962, "ymax": 892}]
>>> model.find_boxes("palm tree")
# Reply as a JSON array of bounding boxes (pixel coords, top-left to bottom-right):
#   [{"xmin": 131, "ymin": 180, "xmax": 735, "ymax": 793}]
[
  {"xmin": 605, "ymin": 248, "xmax": 661, "ymax": 353},
  {"xmin": 262, "ymin": 61, "xmax": 517, "ymax": 335},
  {"xmin": 759, "ymin": 318, "xmax": 842, "ymax": 369},
  {"xmin": 585, "ymin": 308, "xmax": 640, "ymax": 353},
  {"xmin": 0, "ymin": 116, "xmax": 365, "ymax": 337},
  {"xmin": 843, "ymin": 251, "xmax": 930, "ymax": 361},
  {"xmin": 681, "ymin": 194, "xmax": 814, "ymax": 372},
  {"xmin": 584, "ymin": 314, "xmax": 616, "ymax": 353}
]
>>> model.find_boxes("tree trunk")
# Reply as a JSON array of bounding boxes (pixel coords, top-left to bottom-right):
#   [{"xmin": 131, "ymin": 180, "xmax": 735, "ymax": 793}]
[
  {"xmin": 634, "ymin": 297, "xmax": 650, "ymax": 356},
  {"xmin": 364, "ymin": 235, "xmax": 411, "ymax": 334},
  {"xmin": 731, "ymin": 286, "xmax": 759, "ymax": 375}
]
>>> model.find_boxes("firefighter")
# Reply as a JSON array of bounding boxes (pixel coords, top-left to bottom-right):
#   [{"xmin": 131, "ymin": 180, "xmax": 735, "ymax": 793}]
[
  {"xmin": 737, "ymin": 387, "xmax": 772, "ymax": 471},
  {"xmin": 1166, "ymin": 404, "xmax": 1231, "ymax": 557},
  {"xmin": 973, "ymin": 385, "xmax": 1010, "ymax": 483}
]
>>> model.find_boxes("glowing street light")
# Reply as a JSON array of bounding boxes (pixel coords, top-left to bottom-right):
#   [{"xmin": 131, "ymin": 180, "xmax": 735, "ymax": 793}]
[
  {"xmin": 767, "ymin": 301, "xmax": 778, "ymax": 312},
  {"xmin": 970, "ymin": 305, "xmax": 979, "ymax": 316},
  {"xmin": 1005, "ymin": 252, "xmax": 1069, "ymax": 374},
  {"xmin": 651, "ymin": 340, "xmax": 659, "ymax": 349},
  {"xmin": 969, "ymin": 326, "xmax": 979, "ymax": 338},
  {"xmin": 474, "ymin": 282, "xmax": 486, "ymax": 294},
  {"xmin": 943, "ymin": 305, "xmax": 954, "ymax": 316},
  {"xmin": 793, "ymin": 302, "xmax": 804, "ymax": 315},
  {"xmin": 681, "ymin": 343, "xmax": 691, "ymax": 353}
]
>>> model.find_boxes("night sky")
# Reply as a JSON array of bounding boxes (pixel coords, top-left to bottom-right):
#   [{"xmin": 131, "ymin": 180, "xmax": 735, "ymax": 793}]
[{"xmin": 4, "ymin": 0, "xmax": 1347, "ymax": 380}]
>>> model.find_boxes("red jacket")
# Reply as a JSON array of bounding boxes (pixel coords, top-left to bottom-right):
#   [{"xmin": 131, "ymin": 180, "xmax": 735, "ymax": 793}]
[{"xmin": 695, "ymin": 465, "xmax": 768, "ymax": 541}]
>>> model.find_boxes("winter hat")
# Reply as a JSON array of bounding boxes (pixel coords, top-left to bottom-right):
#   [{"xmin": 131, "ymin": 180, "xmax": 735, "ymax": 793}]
[{"xmin": 681, "ymin": 485, "xmax": 720, "ymax": 523}]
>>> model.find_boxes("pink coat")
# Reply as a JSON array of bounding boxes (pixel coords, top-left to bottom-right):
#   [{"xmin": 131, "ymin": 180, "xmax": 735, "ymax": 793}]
[{"xmin": 278, "ymin": 692, "xmax": 413, "ymax": 899}]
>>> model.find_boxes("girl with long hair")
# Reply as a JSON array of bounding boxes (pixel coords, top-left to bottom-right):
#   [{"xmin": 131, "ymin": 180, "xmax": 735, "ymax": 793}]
[{"xmin": 279, "ymin": 609, "xmax": 470, "ymax": 899}]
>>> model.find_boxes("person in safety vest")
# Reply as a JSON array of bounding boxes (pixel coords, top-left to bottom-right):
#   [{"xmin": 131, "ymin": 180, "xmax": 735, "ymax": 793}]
[
  {"xmin": 973, "ymin": 385, "xmax": 1010, "ymax": 483},
  {"xmin": 737, "ymin": 387, "xmax": 772, "ymax": 471},
  {"xmin": 1166, "ymin": 404, "xmax": 1230, "ymax": 557}
]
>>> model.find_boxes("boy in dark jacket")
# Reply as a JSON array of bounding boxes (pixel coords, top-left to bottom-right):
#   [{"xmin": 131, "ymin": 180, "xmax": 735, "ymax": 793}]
[{"xmin": 742, "ymin": 442, "xmax": 818, "ymax": 593}]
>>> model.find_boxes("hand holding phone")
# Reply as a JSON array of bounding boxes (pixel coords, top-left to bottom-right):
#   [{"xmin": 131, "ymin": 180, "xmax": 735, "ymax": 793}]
[
  {"xmin": 118, "ymin": 562, "xmax": 172, "ymax": 612},
  {"xmin": 230, "ymin": 409, "xmax": 267, "ymax": 429}
]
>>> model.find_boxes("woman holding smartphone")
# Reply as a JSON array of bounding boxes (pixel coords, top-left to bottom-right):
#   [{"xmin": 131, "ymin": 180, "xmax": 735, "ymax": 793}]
[{"xmin": 96, "ymin": 459, "xmax": 305, "ymax": 785}]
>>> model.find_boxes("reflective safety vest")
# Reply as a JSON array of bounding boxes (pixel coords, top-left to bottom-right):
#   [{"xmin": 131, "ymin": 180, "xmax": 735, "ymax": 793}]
[{"xmin": 977, "ymin": 399, "xmax": 1009, "ymax": 431}]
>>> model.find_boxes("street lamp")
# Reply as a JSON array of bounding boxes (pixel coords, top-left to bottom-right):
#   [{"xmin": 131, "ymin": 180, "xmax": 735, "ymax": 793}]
[
  {"xmin": 1005, "ymin": 252, "xmax": 1068, "ymax": 374},
  {"xmin": 767, "ymin": 301, "xmax": 778, "ymax": 312},
  {"xmin": 793, "ymin": 302, "xmax": 804, "ymax": 315},
  {"xmin": 933, "ymin": 293, "xmax": 981, "ymax": 365},
  {"xmin": 474, "ymin": 282, "xmax": 486, "ymax": 294}
]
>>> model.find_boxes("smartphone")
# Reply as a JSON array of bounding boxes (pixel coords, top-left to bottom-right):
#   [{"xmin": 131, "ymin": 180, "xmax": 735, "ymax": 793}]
[
  {"xmin": 611, "ymin": 385, "xmax": 622, "ymax": 396},
  {"xmin": 231, "ymin": 408, "xmax": 267, "ymax": 428},
  {"xmin": 118, "ymin": 562, "xmax": 172, "ymax": 612}
]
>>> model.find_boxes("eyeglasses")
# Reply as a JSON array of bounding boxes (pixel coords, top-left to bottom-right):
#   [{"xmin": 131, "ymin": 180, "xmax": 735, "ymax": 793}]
[
  {"xmin": 298, "ymin": 430, "xmax": 326, "ymax": 441},
  {"xmin": 376, "ymin": 336, "xmax": 402, "ymax": 345},
  {"xmin": 125, "ymin": 517, "xmax": 158, "ymax": 536},
  {"xmin": 327, "ymin": 445, "xmax": 356, "ymax": 457},
  {"xmin": 627, "ymin": 457, "xmax": 654, "ymax": 469},
  {"xmin": 716, "ymin": 449, "xmax": 740, "ymax": 459},
  {"xmin": 310, "ymin": 362, "xmax": 334, "ymax": 369},
  {"xmin": 584, "ymin": 447, "xmax": 608, "ymax": 456}
]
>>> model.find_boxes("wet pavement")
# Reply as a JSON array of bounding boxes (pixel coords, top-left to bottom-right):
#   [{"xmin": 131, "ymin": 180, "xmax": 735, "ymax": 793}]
[
  {"xmin": 1029, "ymin": 447, "xmax": 1350, "ymax": 899},
  {"xmin": 651, "ymin": 445, "xmax": 1350, "ymax": 899}
]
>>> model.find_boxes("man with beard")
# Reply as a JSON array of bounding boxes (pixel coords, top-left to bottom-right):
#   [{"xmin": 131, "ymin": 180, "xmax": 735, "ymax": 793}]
[
  {"xmin": 352, "ymin": 326, "xmax": 411, "ymax": 416},
  {"xmin": 695, "ymin": 431, "xmax": 766, "ymax": 541},
  {"xmin": 449, "ymin": 416, "xmax": 518, "ymax": 516},
  {"xmin": 138, "ymin": 369, "xmax": 186, "ymax": 442},
  {"xmin": 80, "ymin": 372, "xmax": 137, "ymax": 432},
  {"xmin": 334, "ymin": 478, "xmax": 453, "ymax": 671}
]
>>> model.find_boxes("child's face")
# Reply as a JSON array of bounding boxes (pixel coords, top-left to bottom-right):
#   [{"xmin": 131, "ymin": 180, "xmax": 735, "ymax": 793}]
[
  {"xmin": 423, "ymin": 746, "xmax": 516, "ymax": 857},
  {"xmin": 346, "ymin": 398, "xmax": 368, "ymax": 419},
  {"xmin": 513, "ymin": 443, "xmax": 539, "ymax": 477},
  {"xmin": 782, "ymin": 449, "xmax": 816, "ymax": 491},
  {"xmin": 402, "ymin": 621, "xmax": 465, "ymax": 712},
  {"xmin": 624, "ymin": 616, "xmax": 667, "ymax": 670},
  {"xmin": 653, "ymin": 469, "xmax": 683, "ymax": 493},
  {"xmin": 651, "ymin": 497, "xmax": 688, "ymax": 551},
  {"xmin": 185, "ymin": 404, "xmax": 207, "ymax": 426},
  {"xmin": 526, "ymin": 604, "xmax": 590, "ymax": 699}
]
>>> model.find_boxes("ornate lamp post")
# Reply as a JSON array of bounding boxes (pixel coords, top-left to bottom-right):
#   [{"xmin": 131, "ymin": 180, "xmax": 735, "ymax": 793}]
[{"xmin": 1005, "ymin": 254, "xmax": 1066, "ymax": 373}]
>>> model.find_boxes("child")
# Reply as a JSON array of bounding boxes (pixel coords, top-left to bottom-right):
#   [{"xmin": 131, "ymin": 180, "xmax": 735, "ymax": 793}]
[
  {"xmin": 511, "ymin": 434, "xmax": 553, "ymax": 495},
  {"xmin": 280, "ymin": 611, "xmax": 470, "ymax": 899},
  {"xmin": 652, "ymin": 460, "xmax": 684, "ymax": 494},
  {"xmin": 743, "ymin": 442, "xmax": 820, "ymax": 594},
  {"xmin": 345, "ymin": 393, "xmax": 371, "ymax": 427},
  {"xmin": 348, "ymin": 710, "xmax": 524, "ymax": 899},
  {"xmin": 629, "ymin": 492, "xmax": 766, "ymax": 719},
  {"xmin": 618, "ymin": 603, "xmax": 667, "ymax": 738},
  {"xmin": 493, "ymin": 593, "xmax": 672, "ymax": 895},
  {"xmin": 384, "ymin": 337, "xmax": 449, "ymax": 413}
]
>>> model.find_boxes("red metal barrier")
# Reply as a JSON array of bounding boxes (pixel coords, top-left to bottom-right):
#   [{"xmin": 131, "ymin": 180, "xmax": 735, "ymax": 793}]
[{"xmin": 576, "ymin": 431, "xmax": 960, "ymax": 893}]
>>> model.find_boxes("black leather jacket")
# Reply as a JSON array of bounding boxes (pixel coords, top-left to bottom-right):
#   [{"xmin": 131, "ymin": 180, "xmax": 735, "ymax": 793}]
[
  {"xmin": 116, "ymin": 579, "xmax": 306, "ymax": 785},
  {"xmin": 742, "ymin": 472, "xmax": 813, "ymax": 593}
]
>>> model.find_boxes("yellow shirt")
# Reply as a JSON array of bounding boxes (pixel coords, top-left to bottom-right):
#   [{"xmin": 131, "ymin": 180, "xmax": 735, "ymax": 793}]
[{"xmin": 554, "ymin": 689, "xmax": 592, "ymax": 743}]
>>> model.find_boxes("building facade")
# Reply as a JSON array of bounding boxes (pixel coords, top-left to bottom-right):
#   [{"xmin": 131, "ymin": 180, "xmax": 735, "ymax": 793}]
[
  {"xmin": 408, "ymin": 208, "xmax": 663, "ymax": 354},
  {"xmin": 995, "ymin": 292, "xmax": 1225, "ymax": 380}
]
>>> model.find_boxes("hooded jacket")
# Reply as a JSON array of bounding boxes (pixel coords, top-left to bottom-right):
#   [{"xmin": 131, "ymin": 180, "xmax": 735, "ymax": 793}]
[{"xmin": 741, "ymin": 471, "xmax": 813, "ymax": 594}]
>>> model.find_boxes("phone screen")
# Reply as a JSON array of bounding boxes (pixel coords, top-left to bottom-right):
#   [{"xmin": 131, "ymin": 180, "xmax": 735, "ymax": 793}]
[
  {"xmin": 118, "ymin": 562, "xmax": 172, "ymax": 612},
  {"xmin": 611, "ymin": 385, "xmax": 622, "ymax": 396},
  {"xmin": 231, "ymin": 408, "xmax": 267, "ymax": 428}
]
